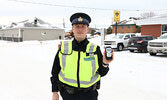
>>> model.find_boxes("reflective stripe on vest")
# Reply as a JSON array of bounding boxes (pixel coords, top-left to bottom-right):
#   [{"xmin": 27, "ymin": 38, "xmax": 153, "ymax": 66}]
[
  {"xmin": 86, "ymin": 42, "xmax": 96, "ymax": 76},
  {"xmin": 58, "ymin": 41, "xmax": 100, "ymax": 88},
  {"xmin": 60, "ymin": 41, "xmax": 72, "ymax": 71}
]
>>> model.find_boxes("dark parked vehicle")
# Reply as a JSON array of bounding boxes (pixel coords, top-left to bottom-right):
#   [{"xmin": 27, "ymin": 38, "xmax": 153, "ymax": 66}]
[{"xmin": 128, "ymin": 35, "xmax": 156, "ymax": 53}]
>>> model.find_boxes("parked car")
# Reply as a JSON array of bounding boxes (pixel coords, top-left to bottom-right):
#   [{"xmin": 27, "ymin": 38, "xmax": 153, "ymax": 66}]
[
  {"xmin": 104, "ymin": 33, "xmax": 136, "ymax": 51},
  {"xmin": 147, "ymin": 33, "xmax": 167, "ymax": 56},
  {"xmin": 128, "ymin": 35, "xmax": 156, "ymax": 53}
]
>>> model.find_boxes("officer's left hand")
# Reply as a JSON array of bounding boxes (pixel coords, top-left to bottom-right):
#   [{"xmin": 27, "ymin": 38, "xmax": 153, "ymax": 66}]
[{"xmin": 102, "ymin": 50, "xmax": 114, "ymax": 66}]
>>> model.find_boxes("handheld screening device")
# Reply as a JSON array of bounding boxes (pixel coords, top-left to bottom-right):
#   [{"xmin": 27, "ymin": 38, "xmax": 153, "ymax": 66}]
[{"xmin": 105, "ymin": 46, "xmax": 113, "ymax": 60}]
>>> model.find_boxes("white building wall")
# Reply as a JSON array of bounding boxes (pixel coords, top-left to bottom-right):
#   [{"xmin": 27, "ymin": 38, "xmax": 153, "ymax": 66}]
[
  {"xmin": 0, "ymin": 28, "xmax": 19, "ymax": 38},
  {"xmin": 0, "ymin": 28, "xmax": 65, "ymax": 42},
  {"xmin": 22, "ymin": 28, "xmax": 64, "ymax": 41}
]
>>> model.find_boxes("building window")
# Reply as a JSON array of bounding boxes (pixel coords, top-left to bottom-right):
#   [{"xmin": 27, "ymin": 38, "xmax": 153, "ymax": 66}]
[
  {"xmin": 128, "ymin": 25, "xmax": 130, "ymax": 28},
  {"xmin": 162, "ymin": 25, "xmax": 167, "ymax": 31},
  {"xmin": 116, "ymin": 26, "xmax": 119, "ymax": 29},
  {"xmin": 122, "ymin": 26, "xmax": 124, "ymax": 29},
  {"xmin": 162, "ymin": 25, "xmax": 167, "ymax": 35}
]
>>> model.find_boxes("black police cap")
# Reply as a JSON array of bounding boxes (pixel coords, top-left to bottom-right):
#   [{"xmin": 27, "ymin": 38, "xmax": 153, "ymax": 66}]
[{"xmin": 70, "ymin": 12, "xmax": 91, "ymax": 26}]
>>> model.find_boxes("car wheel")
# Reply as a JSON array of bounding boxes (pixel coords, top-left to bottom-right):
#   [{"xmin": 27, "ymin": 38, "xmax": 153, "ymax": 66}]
[
  {"xmin": 149, "ymin": 52, "xmax": 156, "ymax": 56},
  {"xmin": 130, "ymin": 50, "xmax": 134, "ymax": 52},
  {"xmin": 143, "ymin": 47, "xmax": 148, "ymax": 53},
  {"xmin": 144, "ymin": 49, "xmax": 148, "ymax": 53},
  {"xmin": 141, "ymin": 49, "xmax": 147, "ymax": 53},
  {"xmin": 117, "ymin": 44, "xmax": 123, "ymax": 51},
  {"xmin": 138, "ymin": 50, "xmax": 142, "ymax": 53}
]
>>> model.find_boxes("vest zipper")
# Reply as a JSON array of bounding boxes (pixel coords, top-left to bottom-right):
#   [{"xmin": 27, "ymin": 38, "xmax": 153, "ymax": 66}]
[{"xmin": 77, "ymin": 50, "xmax": 80, "ymax": 88}]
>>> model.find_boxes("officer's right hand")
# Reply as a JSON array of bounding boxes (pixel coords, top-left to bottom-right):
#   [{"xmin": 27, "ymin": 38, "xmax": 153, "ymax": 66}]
[
  {"xmin": 103, "ymin": 50, "xmax": 114, "ymax": 65},
  {"xmin": 52, "ymin": 92, "xmax": 59, "ymax": 100}
]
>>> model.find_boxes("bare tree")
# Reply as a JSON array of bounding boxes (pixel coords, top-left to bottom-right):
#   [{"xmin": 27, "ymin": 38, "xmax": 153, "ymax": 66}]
[{"xmin": 140, "ymin": 12, "xmax": 156, "ymax": 19}]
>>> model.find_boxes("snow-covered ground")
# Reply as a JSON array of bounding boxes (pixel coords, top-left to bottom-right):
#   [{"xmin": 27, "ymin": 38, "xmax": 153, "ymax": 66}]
[{"xmin": 0, "ymin": 36, "xmax": 167, "ymax": 100}]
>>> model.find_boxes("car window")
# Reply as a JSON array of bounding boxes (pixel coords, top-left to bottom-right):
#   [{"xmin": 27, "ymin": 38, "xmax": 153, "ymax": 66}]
[
  {"xmin": 131, "ymin": 34, "xmax": 136, "ymax": 37},
  {"xmin": 146, "ymin": 37, "xmax": 153, "ymax": 40},
  {"xmin": 112, "ymin": 34, "xmax": 124, "ymax": 39},
  {"xmin": 159, "ymin": 34, "xmax": 167, "ymax": 39},
  {"xmin": 152, "ymin": 37, "xmax": 157, "ymax": 39},
  {"xmin": 140, "ymin": 37, "xmax": 151, "ymax": 40},
  {"xmin": 125, "ymin": 35, "xmax": 130, "ymax": 38},
  {"xmin": 129, "ymin": 37, "xmax": 140, "ymax": 41}
]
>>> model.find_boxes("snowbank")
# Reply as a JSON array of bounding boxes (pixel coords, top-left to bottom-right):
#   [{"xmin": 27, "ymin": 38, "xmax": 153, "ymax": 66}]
[{"xmin": 0, "ymin": 36, "xmax": 167, "ymax": 100}]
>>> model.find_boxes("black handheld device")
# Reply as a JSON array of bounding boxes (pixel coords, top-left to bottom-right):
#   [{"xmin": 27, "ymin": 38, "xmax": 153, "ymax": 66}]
[{"xmin": 105, "ymin": 46, "xmax": 113, "ymax": 60}]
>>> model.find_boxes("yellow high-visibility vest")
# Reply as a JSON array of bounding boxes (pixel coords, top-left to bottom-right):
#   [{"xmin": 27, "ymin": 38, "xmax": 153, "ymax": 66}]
[{"xmin": 58, "ymin": 41, "xmax": 101, "ymax": 88}]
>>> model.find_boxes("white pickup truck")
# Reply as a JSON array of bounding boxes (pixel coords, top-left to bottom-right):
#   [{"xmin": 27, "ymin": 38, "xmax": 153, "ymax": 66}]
[
  {"xmin": 147, "ymin": 33, "xmax": 167, "ymax": 56},
  {"xmin": 104, "ymin": 33, "xmax": 136, "ymax": 51}
]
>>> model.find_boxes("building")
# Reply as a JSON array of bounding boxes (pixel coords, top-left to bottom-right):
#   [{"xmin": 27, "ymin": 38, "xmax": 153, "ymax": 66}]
[
  {"xmin": 88, "ymin": 27, "xmax": 101, "ymax": 34},
  {"xmin": 111, "ymin": 18, "xmax": 140, "ymax": 34},
  {"xmin": 136, "ymin": 13, "xmax": 167, "ymax": 37},
  {"xmin": 0, "ymin": 17, "xmax": 64, "ymax": 42}
]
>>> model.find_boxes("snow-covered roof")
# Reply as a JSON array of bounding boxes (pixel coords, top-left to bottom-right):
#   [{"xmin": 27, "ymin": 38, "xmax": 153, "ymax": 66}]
[
  {"xmin": 2, "ymin": 17, "xmax": 60, "ymax": 29},
  {"xmin": 0, "ymin": 25, "xmax": 7, "ymax": 29},
  {"xmin": 136, "ymin": 13, "xmax": 167, "ymax": 25},
  {"xmin": 111, "ymin": 19, "xmax": 136, "ymax": 26}
]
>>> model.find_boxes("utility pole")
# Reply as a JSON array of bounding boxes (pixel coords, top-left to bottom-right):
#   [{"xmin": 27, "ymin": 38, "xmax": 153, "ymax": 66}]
[
  {"xmin": 114, "ymin": 10, "xmax": 120, "ymax": 35},
  {"xmin": 63, "ymin": 18, "xmax": 65, "ymax": 28},
  {"xmin": 115, "ymin": 22, "xmax": 117, "ymax": 35}
]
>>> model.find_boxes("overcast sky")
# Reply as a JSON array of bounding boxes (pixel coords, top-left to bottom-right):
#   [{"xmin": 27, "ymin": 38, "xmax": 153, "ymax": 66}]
[{"xmin": 0, "ymin": 0, "xmax": 167, "ymax": 31}]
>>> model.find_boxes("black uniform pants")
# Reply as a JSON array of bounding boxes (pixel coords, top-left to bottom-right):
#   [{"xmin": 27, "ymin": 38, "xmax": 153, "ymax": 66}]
[{"xmin": 60, "ymin": 89, "xmax": 98, "ymax": 100}]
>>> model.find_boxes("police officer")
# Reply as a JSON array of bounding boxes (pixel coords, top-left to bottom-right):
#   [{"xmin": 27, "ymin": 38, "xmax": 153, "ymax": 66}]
[{"xmin": 50, "ymin": 12, "xmax": 114, "ymax": 100}]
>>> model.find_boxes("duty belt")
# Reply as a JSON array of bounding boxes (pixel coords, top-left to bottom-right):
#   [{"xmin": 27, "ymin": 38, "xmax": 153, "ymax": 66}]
[{"xmin": 58, "ymin": 82, "xmax": 98, "ymax": 94}]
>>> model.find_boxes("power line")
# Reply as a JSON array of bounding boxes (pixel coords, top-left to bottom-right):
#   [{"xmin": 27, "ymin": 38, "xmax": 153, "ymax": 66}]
[
  {"xmin": 8, "ymin": 0, "xmax": 140, "ymax": 11},
  {"xmin": 8, "ymin": 0, "xmax": 167, "ymax": 12},
  {"xmin": 8, "ymin": 0, "xmax": 115, "ymax": 11}
]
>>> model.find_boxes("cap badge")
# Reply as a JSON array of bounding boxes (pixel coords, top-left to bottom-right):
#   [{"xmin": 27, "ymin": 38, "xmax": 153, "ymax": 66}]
[{"xmin": 78, "ymin": 17, "xmax": 83, "ymax": 22}]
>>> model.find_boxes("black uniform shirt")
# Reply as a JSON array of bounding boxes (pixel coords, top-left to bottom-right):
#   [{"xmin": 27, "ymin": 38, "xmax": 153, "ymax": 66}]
[{"xmin": 50, "ymin": 38, "xmax": 109, "ymax": 92}]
